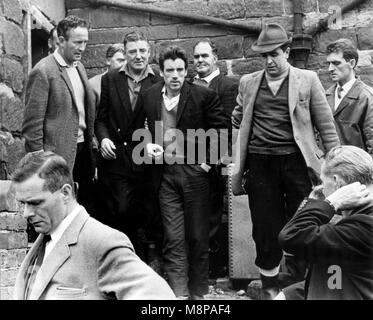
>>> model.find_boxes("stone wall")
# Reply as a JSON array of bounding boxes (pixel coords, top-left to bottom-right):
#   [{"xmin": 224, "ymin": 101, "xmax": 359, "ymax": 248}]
[{"xmin": 66, "ymin": 0, "xmax": 373, "ymax": 89}]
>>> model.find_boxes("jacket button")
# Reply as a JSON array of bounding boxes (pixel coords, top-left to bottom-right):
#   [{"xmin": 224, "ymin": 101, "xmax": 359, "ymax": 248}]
[{"xmin": 124, "ymin": 142, "xmax": 127, "ymax": 146}]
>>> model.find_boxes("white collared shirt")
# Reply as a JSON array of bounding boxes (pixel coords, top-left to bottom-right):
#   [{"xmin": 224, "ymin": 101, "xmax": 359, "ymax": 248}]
[
  {"xmin": 334, "ymin": 77, "xmax": 356, "ymax": 110},
  {"xmin": 162, "ymin": 86, "xmax": 180, "ymax": 111},
  {"xmin": 44, "ymin": 204, "xmax": 81, "ymax": 260},
  {"xmin": 194, "ymin": 68, "xmax": 220, "ymax": 85},
  {"xmin": 53, "ymin": 50, "xmax": 86, "ymax": 143}
]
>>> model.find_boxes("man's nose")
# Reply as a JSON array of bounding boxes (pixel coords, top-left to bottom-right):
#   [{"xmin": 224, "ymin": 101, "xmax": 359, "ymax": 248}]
[
  {"xmin": 198, "ymin": 55, "xmax": 204, "ymax": 62},
  {"xmin": 266, "ymin": 56, "xmax": 273, "ymax": 65},
  {"xmin": 328, "ymin": 63, "xmax": 335, "ymax": 72},
  {"xmin": 23, "ymin": 204, "xmax": 34, "ymax": 219},
  {"xmin": 78, "ymin": 42, "xmax": 86, "ymax": 52}
]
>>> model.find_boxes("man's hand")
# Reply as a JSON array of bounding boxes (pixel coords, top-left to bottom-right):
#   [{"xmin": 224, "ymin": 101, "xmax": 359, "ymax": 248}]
[
  {"xmin": 146, "ymin": 143, "xmax": 164, "ymax": 160},
  {"xmin": 100, "ymin": 138, "xmax": 116, "ymax": 160},
  {"xmin": 326, "ymin": 182, "xmax": 372, "ymax": 211},
  {"xmin": 309, "ymin": 185, "xmax": 325, "ymax": 200}
]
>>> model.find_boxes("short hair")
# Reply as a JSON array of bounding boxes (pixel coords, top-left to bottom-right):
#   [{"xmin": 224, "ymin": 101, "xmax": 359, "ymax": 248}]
[
  {"xmin": 123, "ymin": 31, "xmax": 149, "ymax": 48},
  {"xmin": 11, "ymin": 151, "xmax": 75, "ymax": 195},
  {"xmin": 322, "ymin": 146, "xmax": 373, "ymax": 185},
  {"xmin": 57, "ymin": 15, "xmax": 88, "ymax": 40},
  {"xmin": 159, "ymin": 45, "xmax": 188, "ymax": 71},
  {"xmin": 193, "ymin": 38, "xmax": 218, "ymax": 56},
  {"xmin": 106, "ymin": 43, "xmax": 125, "ymax": 59},
  {"xmin": 326, "ymin": 38, "xmax": 359, "ymax": 67}
]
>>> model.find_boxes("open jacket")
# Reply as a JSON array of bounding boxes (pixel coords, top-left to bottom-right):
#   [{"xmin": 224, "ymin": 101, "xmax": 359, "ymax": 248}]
[
  {"xmin": 231, "ymin": 66, "xmax": 340, "ymax": 195},
  {"xmin": 326, "ymin": 79, "xmax": 373, "ymax": 156},
  {"xmin": 22, "ymin": 54, "xmax": 96, "ymax": 176}
]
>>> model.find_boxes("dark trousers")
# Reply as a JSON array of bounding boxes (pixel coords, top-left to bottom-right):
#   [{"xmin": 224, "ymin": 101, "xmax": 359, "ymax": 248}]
[
  {"xmin": 96, "ymin": 165, "xmax": 146, "ymax": 248},
  {"xmin": 246, "ymin": 152, "xmax": 312, "ymax": 270},
  {"xmin": 159, "ymin": 164, "xmax": 210, "ymax": 297},
  {"xmin": 73, "ymin": 142, "xmax": 96, "ymax": 216}
]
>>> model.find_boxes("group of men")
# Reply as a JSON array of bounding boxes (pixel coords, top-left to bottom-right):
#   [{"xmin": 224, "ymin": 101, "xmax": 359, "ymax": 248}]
[{"xmin": 15, "ymin": 14, "xmax": 373, "ymax": 300}]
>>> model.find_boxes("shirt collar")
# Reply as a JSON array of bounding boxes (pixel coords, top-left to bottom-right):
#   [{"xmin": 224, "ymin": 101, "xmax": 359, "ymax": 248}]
[
  {"xmin": 119, "ymin": 62, "xmax": 154, "ymax": 81},
  {"xmin": 49, "ymin": 204, "xmax": 81, "ymax": 243},
  {"xmin": 161, "ymin": 85, "xmax": 180, "ymax": 111},
  {"xmin": 337, "ymin": 77, "xmax": 356, "ymax": 94},
  {"xmin": 54, "ymin": 49, "xmax": 78, "ymax": 68},
  {"xmin": 195, "ymin": 68, "xmax": 220, "ymax": 84}
]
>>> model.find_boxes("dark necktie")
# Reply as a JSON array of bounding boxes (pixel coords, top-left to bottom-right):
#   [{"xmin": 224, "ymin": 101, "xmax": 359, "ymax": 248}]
[
  {"xmin": 194, "ymin": 78, "xmax": 209, "ymax": 88},
  {"xmin": 25, "ymin": 234, "xmax": 51, "ymax": 299},
  {"xmin": 337, "ymin": 86, "xmax": 343, "ymax": 99}
]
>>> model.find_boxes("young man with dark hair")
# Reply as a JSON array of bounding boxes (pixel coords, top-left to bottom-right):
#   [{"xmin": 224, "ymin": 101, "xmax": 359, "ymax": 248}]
[
  {"xmin": 23, "ymin": 15, "xmax": 96, "ymax": 216},
  {"xmin": 12, "ymin": 151, "xmax": 175, "ymax": 300},
  {"xmin": 326, "ymin": 38, "xmax": 373, "ymax": 156},
  {"xmin": 138, "ymin": 45, "xmax": 230, "ymax": 299}
]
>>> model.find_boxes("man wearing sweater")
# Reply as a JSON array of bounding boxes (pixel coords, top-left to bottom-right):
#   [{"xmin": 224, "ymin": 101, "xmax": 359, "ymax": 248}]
[{"xmin": 231, "ymin": 23, "xmax": 340, "ymax": 299}]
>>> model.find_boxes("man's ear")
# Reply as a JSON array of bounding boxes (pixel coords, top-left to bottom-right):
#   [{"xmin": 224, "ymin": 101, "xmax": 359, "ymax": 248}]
[
  {"xmin": 61, "ymin": 184, "xmax": 73, "ymax": 202},
  {"xmin": 334, "ymin": 174, "xmax": 346, "ymax": 189},
  {"xmin": 349, "ymin": 58, "xmax": 357, "ymax": 69}
]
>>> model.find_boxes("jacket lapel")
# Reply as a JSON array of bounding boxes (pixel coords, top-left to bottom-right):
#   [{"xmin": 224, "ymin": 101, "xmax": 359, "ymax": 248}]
[
  {"xmin": 288, "ymin": 66, "xmax": 301, "ymax": 114},
  {"xmin": 29, "ymin": 208, "xmax": 90, "ymax": 300},
  {"xmin": 334, "ymin": 80, "xmax": 360, "ymax": 117},
  {"xmin": 115, "ymin": 71, "xmax": 133, "ymax": 120},
  {"xmin": 77, "ymin": 63, "xmax": 95, "ymax": 128},
  {"xmin": 176, "ymin": 82, "xmax": 190, "ymax": 125},
  {"xmin": 14, "ymin": 235, "xmax": 44, "ymax": 299}
]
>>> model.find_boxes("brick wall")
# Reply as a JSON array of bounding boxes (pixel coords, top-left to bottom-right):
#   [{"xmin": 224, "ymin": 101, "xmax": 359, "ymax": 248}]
[
  {"xmin": 66, "ymin": 0, "xmax": 373, "ymax": 89},
  {"xmin": 0, "ymin": 0, "xmax": 29, "ymax": 300}
]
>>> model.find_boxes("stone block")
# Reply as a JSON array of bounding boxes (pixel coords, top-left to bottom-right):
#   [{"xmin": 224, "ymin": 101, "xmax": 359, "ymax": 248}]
[
  {"xmin": 211, "ymin": 35, "xmax": 244, "ymax": 59},
  {"xmin": 307, "ymin": 53, "xmax": 329, "ymax": 71},
  {"xmin": 0, "ymin": 286, "xmax": 13, "ymax": 300},
  {"xmin": 244, "ymin": 0, "xmax": 284, "ymax": 18},
  {"xmin": 87, "ymin": 67, "xmax": 106, "ymax": 79},
  {"xmin": 82, "ymin": 45, "xmax": 109, "ymax": 68},
  {"xmin": 231, "ymin": 58, "xmax": 265, "ymax": 75},
  {"xmin": 0, "ymin": 213, "xmax": 27, "ymax": 231},
  {"xmin": 0, "ymin": 181, "xmax": 18, "ymax": 212},
  {"xmin": 150, "ymin": 13, "xmax": 184, "ymax": 26},
  {"xmin": 263, "ymin": 15, "xmax": 294, "ymax": 32},
  {"xmin": 2, "ymin": 137, "xmax": 25, "ymax": 175},
  {"xmin": 358, "ymin": 50, "xmax": 373, "ymax": 67},
  {"xmin": 1, "ymin": 0, "xmax": 22, "ymax": 25},
  {"xmin": 357, "ymin": 26, "xmax": 373, "ymax": 50},
  {"xmin": 90, "ymin": 7, "xmax": 150, "ymax": 28},
  {"xmin": 178, "ymin": 23, "xmax": 239, "ymax": 39},
  {"xmin": 88, "ymin": 25, "xmax": 178, "ymax": 45},
  {"xmin": 357, "ymin": 66, "xmax": 373, "ymax": 88},
  {"xmin": 0, "ymin": 249, "xmax": 27, "ymax": 269},
  {"xmin": 0, "ymin": 17, "xmax": 25, "ymax": 58},
  {"xmin": 65, "ymin": 0, "xmax": 90, "ymax": 10},
  {"xmin": 0, "ymin": 95, "xmax": 24, "ymax": 133},
  {"xmin": 0, "ymin": 231, "xmax": 28, "ymax": 250},
  {"xmin": 243, "ymin": 35, "xmax": 261, "ymax": 58},
  {"xmin": 0, "ymin": 267, "xmax": 18, "ymax": 286},
  {"xmin": 313, "ymin": 29, "xmax": 358, "ymax": 53},
  {"xmin": 284, "ymin": 0, "xmax": 318, "ymax": 14},
  {"xmin": 0, "ymin": 57, "xmax": 24, "ymax": 93},
  {"xmin": 215, "ymin": 277, "xmax": 232, "ymax": 291},
  {"xmin": 152, "ymin": 0, "xmax": 209, "ymax": 16},
  {"xmin": 318, "ymin": 0, "xmax": 346, "ymax": 13},
  {"xmin": 207, "ymin": 0, "xmax": 245, "ymax": 19}
]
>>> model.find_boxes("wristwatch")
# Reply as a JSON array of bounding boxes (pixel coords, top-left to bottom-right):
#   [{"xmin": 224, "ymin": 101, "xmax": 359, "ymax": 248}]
[{"xmin": 324, "ymin": 198, "xmax": 337, "ymax": 212}]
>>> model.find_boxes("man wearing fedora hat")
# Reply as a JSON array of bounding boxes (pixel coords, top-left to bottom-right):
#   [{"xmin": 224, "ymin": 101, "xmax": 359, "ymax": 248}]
[{"xmin": 231, "ymin": 23, "xmax": 340, "ymax": 299}]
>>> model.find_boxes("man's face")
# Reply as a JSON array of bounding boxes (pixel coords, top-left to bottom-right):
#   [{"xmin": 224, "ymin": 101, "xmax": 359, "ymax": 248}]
[
  {"xmin": 161, "ymin": 58, "xmax": 187, "ymax": 96},
  {"xmin": 320, "ymin": 164, "xmax": 345, "ymax": 198},
  {"xmin": 193, "ymin": 42, "xmax": 217, "ymax": 78},
  {"xmin": 124, "ymin": 40, "xmax": 150, "ymax": 74},
  {"xmin": 59, "ymin": 26, "xmax": 88, "ymax": 64},
  {"xmin": 261, "ymin": 47, "xmax": 289, "ymax": 77},
  {"xmin": 14, "ymin": 175, "xmax": 66, "ymax": 235},
  {"xmin": 48, "ymin": 29, "xmax": 59, "ymax": 53},
  {"xmin": 107, "ymin": 51, "xmax": 125, "ymax": 70},
  {"xmin": 327, "ymin": 51, "xmax": 355, "ymax": 85}
]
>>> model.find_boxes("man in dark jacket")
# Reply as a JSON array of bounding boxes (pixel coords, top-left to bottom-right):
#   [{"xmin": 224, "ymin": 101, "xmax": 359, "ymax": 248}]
[
  {"xmin": 279, "ymin": 145, "xmax": 373, "ymax": 300},
  {"xmin": 326, "ymin": 38, "xmax": 373, "ymax": 156},
  {"xmin": 95, "ymin": 32, "xmax": 161, "ymax": 255},
  {"xmin": 137, "ymin": 46, "xmax": 230, "ymax": 299},
  {"xmin": 192, "ymin": 39, "xmax": 238, "ymax": 278}
]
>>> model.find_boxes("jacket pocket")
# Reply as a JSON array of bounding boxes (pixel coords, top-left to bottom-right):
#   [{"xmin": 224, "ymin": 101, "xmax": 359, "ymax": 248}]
[{"xmin": 55, "ymin": 286, "xmax": 87, "ymax": 299}]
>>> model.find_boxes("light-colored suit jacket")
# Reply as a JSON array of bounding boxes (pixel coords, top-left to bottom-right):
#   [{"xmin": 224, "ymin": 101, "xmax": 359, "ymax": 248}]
[
  {"xmin": 22, "ymin": 55, "xmax": 96, "ymax": 175},
  {"xmin": 231, "ymin": 66, "xmax": 340, "ymax": 195},
  {"xmin": 14, "ymin": 207, "xmax": 175, "ymax": 300}
]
